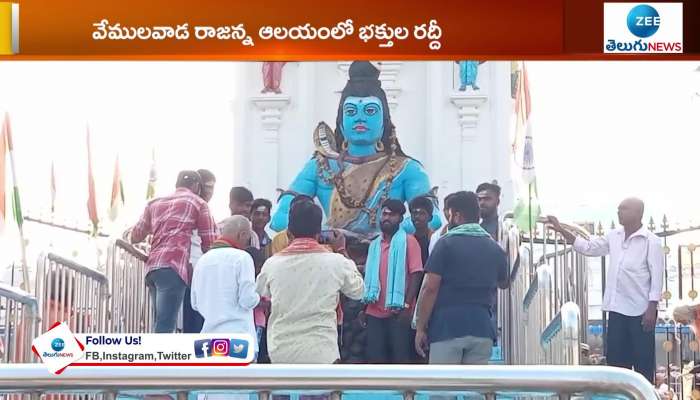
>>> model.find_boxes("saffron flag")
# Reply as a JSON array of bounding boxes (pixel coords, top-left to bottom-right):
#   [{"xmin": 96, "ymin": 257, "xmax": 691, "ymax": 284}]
[
  {"xmin": 146, "ymin": 148, "xmax": 156, "ymax": 200},
  {"xmin": 511, "ymin": 62, "xmax": 542, "ymax": 232},
  {"xmin": 86, "ymin": 127, "xmax": 99, "ymax": 235},
  {"xmin": 109, "ymin": 155, "xmax": 125, "ymax": 222}
]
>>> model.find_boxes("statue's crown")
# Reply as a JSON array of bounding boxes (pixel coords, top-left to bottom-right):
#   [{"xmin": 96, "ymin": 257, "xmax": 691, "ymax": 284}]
[{"xmin": 348, "ymin": 61, "xmax": 380, "ymax": 82}]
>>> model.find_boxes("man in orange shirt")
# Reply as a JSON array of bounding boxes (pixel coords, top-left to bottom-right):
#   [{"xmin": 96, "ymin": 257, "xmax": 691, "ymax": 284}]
[{"xmin": 362, "ymin": 199, "xmax": 423, "ymax": 364}]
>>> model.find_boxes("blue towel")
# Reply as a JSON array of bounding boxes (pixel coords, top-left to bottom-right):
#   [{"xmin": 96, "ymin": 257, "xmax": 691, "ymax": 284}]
[{"xmin": 363, "ymin": 228, "xmax": 407, "ymax": 309}]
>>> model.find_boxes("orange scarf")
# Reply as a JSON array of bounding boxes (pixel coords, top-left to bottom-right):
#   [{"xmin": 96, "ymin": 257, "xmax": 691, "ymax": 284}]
[{"xmin": 278, "ymin": 238, "xmax": 330, "ymax": 255}]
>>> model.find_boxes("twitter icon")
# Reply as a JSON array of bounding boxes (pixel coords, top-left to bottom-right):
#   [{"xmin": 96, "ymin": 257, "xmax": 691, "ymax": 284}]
[{"xmin": 229, "ymin": 338, "xmax": 249, "ymax": 359}]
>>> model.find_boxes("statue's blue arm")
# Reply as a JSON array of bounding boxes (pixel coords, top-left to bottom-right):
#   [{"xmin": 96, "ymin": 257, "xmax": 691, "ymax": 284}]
[
  {"xmin": 270, "ymin": 158, "xmax": 319, "ymax": 232},
  {"xmin": 400, "ymin": 160, "xmax": 443, "ymax": 233}
]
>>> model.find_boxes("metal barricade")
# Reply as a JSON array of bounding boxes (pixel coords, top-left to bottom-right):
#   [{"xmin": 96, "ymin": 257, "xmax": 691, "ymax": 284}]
[
  {"xmin": 500, "ymin": 213, "xmax": 589, "ymax": 366},
  {"xmin": 541, "ymin": 301, "xmax": 581, "ymax": 365},
  {"xmin": 498, "ymin": 223, "xmax": 521, "ymax": 364},
  {"xmin": 105, "ymin": 239, "xmax": 152, "ymax": 333},
  {"xmin": 521, "ymin": 263, "xmax": 554, "ymax": 365},
  {"xmin": 0, "ymin": 364, "xmax": 660, "ymax": 399},
  {"xmin": 0, "ymin": 284, "xmax": 38, "ymax": 363},
  {"xmin": 35, "ymin": 254, "xmax": 109, "ymax": 334}
]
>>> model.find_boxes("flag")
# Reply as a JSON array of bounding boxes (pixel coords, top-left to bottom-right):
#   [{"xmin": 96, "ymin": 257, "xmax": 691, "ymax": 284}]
[
  {"xmin": 3, "ymin": 113, "xmax": 22, "ymax": 229},
  {"xmin": 2, "ymin": 113, "xmax": 29, "ymax": 290},
  {"xmin": 50, "ymin": 161, "xmax": 56, "ymax": 214},
  {"xmin": 86, "ymin": 127, "xmax": 99, "ymax": 235},
  {"xmin": 0, "ymin": 114, "xmax": 6, "ymax": 233},
  {"xmin": 146, "ymin": 148, "xmax": 156, "ymax": 200},
  {"xmin": 511, "ymin": 62, "xmax": 541, "ymax": 232},
  {"xmin": 109, "ymin": 155, "xmax": 125, "ymax": 222}
]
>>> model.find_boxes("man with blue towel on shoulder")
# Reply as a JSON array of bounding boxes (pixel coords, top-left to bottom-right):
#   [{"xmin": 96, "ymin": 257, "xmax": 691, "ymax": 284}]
[{"xmin": 361, "ymin": 199, "xmax": 424, "ymax": 364}]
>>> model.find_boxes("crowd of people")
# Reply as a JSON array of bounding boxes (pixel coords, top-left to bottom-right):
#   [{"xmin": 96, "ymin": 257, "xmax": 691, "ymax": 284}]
[
  {"xmin": 126, "ymin": 168, "xmax": 666, "ymax": 390},
  {"xmin": 126, "ymin": 170, "xmax": 508, "ymax": 366}
]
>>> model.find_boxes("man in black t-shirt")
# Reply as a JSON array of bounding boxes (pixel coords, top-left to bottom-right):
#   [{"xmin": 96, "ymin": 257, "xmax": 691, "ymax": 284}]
[{"xmin": 414, "ymin": 191, "xmax": 509, "ymax": 365}]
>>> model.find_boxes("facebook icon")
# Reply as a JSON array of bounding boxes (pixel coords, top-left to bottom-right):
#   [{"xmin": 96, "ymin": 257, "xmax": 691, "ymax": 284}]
[{"xmin": 194, "ymin": 339, "xmax": 212, "ymax": 358}]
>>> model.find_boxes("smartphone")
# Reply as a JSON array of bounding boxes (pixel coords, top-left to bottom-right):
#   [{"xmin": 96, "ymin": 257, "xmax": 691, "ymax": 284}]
[{"xmin": 319, "ymin": 230, "xmax": 334, "ymax": 244}]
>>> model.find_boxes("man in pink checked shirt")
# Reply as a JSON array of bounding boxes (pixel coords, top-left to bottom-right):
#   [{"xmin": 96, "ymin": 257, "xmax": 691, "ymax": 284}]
[{"xmin": 130, "ymin": 170, "xmax": 218, "ymax": 333}]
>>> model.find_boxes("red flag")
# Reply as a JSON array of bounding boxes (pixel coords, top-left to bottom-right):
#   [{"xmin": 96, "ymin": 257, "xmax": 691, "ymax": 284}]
[
  {"xmin": 86, "ymin": 127, "xmax": 99, "ymax": 235},
  {"xmin": 109, "ymin": 155, "xmax": 124, "ymax": 222}
]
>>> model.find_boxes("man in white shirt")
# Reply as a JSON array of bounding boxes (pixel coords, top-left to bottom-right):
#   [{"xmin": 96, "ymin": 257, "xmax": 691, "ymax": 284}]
[
  {"xmin": 548, "ymin": 197, "xmax": 663, "ymax": 383},
  {"xmin": 191, "ymin": 216, "xmax": 261, "ymax": 353}
]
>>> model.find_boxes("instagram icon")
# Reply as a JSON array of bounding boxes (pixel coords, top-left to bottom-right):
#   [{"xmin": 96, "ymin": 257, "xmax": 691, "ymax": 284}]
[{"xmin": 211, "ymin": 339, "xmax": 230, "ymax": 356}]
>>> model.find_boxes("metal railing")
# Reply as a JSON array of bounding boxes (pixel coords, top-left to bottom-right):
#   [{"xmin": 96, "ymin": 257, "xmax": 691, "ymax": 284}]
[
  {"xmin": 0, "ymin": 284, "xmax": 38, "ymax": 363},
  {"xmin": 541, "ymin": 302, "xmax": 581, "ymax": 365},
  {"xmin": 0, "ymin": 364, "xmax": 660, "ymax": 399},
  {"xmin": 499, "ymin": 214, "xmax": 589, "ymax": 366},
  {"xmin": 35, "ymin": 253, "xmax": 109, "ymax": 334},
  {"xmin": 105, "ymin": 239, "xmax": 152, "ymax": 333},
  {"xmin": 497, "ymin": 221, "xmax": 521, "ymax": 364}
]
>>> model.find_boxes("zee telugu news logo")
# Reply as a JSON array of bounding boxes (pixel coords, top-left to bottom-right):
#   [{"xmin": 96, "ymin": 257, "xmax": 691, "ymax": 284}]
[
  {"xmin": 604, "ymin": 3, "xmax": 683, "ymax": 53},
  {"xmin": 42, "ymin": 337, "xmax": 75, "ymax": 359},
  {"xmin": 194, "ymin": 338, "xmax": 249, "ymax": 360}
]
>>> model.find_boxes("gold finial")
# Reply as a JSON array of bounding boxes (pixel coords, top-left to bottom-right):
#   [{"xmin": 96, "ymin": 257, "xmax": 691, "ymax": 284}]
[
  {"xmin": 596, "ymin": 222, "xmax": 604, "ymax": 236},
  {"xmin": 648, "ymin": 217, "xmax": 655, "ymax": 232},
  {"xmin": 662, "ymin": 214, "xmax": 669, "ymax": 231},
  {"xmin": 690, "ymin": 340, "xmax": 700, "ymax": 352}
]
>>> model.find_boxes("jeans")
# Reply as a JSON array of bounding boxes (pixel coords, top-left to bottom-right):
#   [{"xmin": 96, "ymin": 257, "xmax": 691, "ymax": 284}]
[
  {"xmin": 146, "ymin": 267, "xmax": 186, "ymax": 333},
  {"xmin": 183, "ymin": 287, "xmax": 204, "ymax": 333},
  {"xmin": 429, "ymin": 335, "xmax": 493, "ymax": 365},
  {"xmin": 256, "ymin": 326, "xmax": 270, "ymax": 363}
]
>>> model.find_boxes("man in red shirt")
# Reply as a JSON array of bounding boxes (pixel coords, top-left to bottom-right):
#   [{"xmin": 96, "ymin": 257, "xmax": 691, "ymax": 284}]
[
  {"xmin": 361, "ymin": 199, "xmax": 423, "ymax": 364},
  {"xmin": 130, "ymin": 171, "xmax": 218, "ymax": 333}
]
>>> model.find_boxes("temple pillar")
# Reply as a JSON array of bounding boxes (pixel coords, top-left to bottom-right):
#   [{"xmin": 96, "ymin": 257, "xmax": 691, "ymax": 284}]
[
  {"xmin": 251, "ymin": 95, "xmax": 291, "ymax": 201},
  {"xmin": 449, "ymin": 94, "xmax": 488, "ymax": 191}
]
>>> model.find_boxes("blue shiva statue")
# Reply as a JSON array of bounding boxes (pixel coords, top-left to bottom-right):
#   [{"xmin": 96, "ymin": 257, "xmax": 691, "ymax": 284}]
[{"xmin": 270, "ymin": 61, "xmax": 442, "ymax": 238}]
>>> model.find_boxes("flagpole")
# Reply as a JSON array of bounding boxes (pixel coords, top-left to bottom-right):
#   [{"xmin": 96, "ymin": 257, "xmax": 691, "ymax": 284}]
[
  {"xmin": 528, "ymin": 182, "xmax": 534, "ymax": 269},
  {"xmin": 4, "ymin": 114, "xmax": 30, "ymax": 291}
]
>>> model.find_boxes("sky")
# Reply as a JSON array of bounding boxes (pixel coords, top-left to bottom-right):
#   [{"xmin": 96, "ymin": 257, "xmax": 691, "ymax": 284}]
[
  {"xmin": 527, "ymin": 61, "xmax": 699, "ymax": 228},
  {"xmin": 0, "ymin": 60, "xmax": 698, "ymax": 278}
]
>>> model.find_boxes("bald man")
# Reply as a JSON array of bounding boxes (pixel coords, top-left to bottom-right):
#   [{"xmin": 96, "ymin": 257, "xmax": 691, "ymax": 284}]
[
  {"xmin": 547, "ymin": 198, "xmax": 663, "ymax": 384},
  {"xmin": 191, "ymin": 216, "xmax": 261, "ymax": 354}
]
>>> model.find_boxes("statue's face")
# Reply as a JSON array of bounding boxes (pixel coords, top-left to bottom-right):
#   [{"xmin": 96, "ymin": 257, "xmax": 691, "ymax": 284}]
[{"xmin": 341, "ymin": 96, "xmax": 384, "ymax": 146}]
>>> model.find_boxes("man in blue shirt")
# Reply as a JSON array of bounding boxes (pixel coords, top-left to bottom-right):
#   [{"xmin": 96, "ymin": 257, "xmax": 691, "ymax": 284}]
[{"xmin": 414, "ymin": 191, "xmax": 508, "ymax": 364}]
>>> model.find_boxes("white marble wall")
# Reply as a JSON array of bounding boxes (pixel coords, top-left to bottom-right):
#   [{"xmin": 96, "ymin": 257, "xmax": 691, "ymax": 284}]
[{"xmin": 232, "ymin": 61, "xmax": 516, "ymax": 214}]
